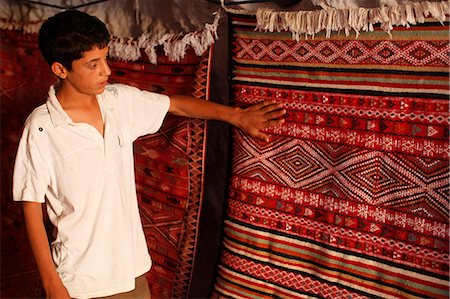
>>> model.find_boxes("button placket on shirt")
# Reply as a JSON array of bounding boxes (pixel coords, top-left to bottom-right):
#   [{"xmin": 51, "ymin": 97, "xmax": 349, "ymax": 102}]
[{"xmin": 99, "ymin": 94, "xmax": 118, "ymax": 173}]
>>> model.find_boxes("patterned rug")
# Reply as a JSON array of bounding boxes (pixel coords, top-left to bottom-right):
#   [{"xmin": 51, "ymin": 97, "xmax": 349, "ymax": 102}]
[
  {"xmin": 212, "ymin": 15, "xmax": 449, "ymax": 299},
  {"xmin": 112, "ymin": 48, "xmax": 212, "ymax": 299},
  {"xmin": 0, "ymin": 30, "xmax": 211, "ymax": 299}
]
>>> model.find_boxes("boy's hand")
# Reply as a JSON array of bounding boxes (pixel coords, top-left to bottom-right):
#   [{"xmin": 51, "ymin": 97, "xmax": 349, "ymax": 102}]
[
  {"xmin": 21, "ymin": 202, "xmax": 71, "ymax": 299},
  {"xmin": 45, "ymin": 281, "xmax": 70, "ymax": 299},
  {"xmin": 231, "ymin": 100, "xmax": 286, "ymax": 142},
  {"xmin": 168, "ymin": 95, "xmax": 285, "ymax": 142}
]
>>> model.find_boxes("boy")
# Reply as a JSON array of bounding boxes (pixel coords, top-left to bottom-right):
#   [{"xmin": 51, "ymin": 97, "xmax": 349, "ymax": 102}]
[{"xmin": 12, "ymin": 9, "xmax": 285, "ymax": 299}]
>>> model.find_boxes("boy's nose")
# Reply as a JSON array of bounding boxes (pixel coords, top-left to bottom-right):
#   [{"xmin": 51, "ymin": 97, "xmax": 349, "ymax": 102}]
[{"xmin": 101, "ymin": 60, "xmax": 111, "ymax": 77}]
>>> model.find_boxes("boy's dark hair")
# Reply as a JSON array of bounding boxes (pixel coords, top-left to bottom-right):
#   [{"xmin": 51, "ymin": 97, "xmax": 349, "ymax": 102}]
[{"xmin": 38, "ymin": 10, "xmax": 110, "ymax": 71}]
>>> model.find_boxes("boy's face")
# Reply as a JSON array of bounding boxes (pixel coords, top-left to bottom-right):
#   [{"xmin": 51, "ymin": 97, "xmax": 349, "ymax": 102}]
[{"xmin": 60, "ymin": 46, "xmax": 111, "ymax": 95}]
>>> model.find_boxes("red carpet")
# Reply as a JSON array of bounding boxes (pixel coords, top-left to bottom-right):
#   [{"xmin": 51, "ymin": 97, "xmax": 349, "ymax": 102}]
[
  {"xmin": 212, "ymin": 16, "xmax": 449, "ymax": 299},
  {"xmin": 0, "ymin": 30, "xmax": 211, "ymax": 299}
]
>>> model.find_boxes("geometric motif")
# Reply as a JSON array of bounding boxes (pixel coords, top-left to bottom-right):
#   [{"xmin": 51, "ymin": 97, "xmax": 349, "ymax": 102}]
[
  {"xmin": 233, "ymin": 86, "xmax": 450, "ymax": 158},
  {"xmin": 124, "ymin": 48, "xmax": 212, "ymax": 299},
  {"xmin": 232, "ymin": 131, "xmax": 449, "ymax": 220},
  {"xmin": 172, "ymin": 49, "xmax": 211, "ymax": 297},
  {"xmin": 235, "ymin": 37, "xmax": 450, "ymax": 68},
  {"xmin": 212, "ymin": 16, "xmax": 450, "ymax": 299}
]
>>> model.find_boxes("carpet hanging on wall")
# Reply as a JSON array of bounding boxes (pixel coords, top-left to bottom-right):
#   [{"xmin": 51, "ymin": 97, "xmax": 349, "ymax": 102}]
[
  {"xmin": 212, "ymin": 14, "xmax": 449, "ymax": 299},
  {"xmin": 0, "ymin": 29, "xmax": 212, "ymax": 299},
  {"xmin": 109, "ymin": 46, "xmax": 212, "ymax": 299}
]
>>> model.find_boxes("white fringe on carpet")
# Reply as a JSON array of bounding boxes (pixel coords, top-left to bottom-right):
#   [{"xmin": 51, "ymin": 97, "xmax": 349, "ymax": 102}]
[
  {"xmin": 0, "ymin": 11, "xmax": 220, "ymax": 64},
  {"xmin": 0, "ymin": 19, "xmax": 43, "ymax": 34},
  {"xmin": 222, "ymin": 0, "xmax": 449, "ymax": 39},
  {"xmin": 104, "ymin": 12, "xmax": 220, "ymax": 63}
]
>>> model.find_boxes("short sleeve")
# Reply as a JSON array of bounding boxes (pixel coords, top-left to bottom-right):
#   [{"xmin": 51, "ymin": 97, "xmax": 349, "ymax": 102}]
[
  {"xmin": 13, "ymin": 126, "xmax": 50, "ymax": 203},
  {"xmin": 114, "ymin": 84, "xmax": 170, "ymax": 140}
]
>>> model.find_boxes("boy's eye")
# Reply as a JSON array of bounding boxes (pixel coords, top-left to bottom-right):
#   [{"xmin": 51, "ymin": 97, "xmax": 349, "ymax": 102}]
[{"xmin": 87, "ymin": 62, "xmax": 97, "ymax": 69}]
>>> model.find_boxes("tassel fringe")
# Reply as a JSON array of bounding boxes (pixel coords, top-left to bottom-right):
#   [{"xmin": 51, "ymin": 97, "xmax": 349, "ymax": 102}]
[
  {"xmin": 221, "ymin": 0, "xmax": 450, "ymax": 39},
  {"xmin": 0, "ymin": 18, "xmax": 43, "ymax": 33},
  {"xmin": 256, "ymin": 1, "xmax": 450, "ymax": 39},
  {"xmin": 1, "ymin": 11, "xmax": 221, "ymax": 64},
  {"xmin": 108, "ymin": 12, "xmax": 220, "ymax": 63}
]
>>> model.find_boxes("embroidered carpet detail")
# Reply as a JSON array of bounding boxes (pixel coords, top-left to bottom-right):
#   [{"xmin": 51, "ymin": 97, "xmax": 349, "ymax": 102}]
[
  {"xmin": 212, "ymin": 16, "xmax": 449, "ymax": 299},
  {"xmin": 232, "ymin": 21, "xmax": 449, "ymax": 98},
  {"xmin": 112, "ymin": 48, "xmax": 212, "ymax": 299},
  {"xmin": 173, "ymin": 49, "xmax": 211, "ymax": 298}
]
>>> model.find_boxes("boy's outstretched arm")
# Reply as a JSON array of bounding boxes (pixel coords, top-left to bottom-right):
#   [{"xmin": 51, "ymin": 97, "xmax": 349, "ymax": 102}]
[
  {"xmin": 169, "ymin": 95, "xmax": 286, "ymax": 142},
  {"xmin": 22, "ymin": 202, "xmax": 70, "ymax": 299}
]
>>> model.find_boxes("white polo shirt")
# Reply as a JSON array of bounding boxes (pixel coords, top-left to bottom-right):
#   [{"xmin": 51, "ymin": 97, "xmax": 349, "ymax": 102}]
[{"xmin": 13, "ymin": 83, "xmax": 170, "ymax": 298}]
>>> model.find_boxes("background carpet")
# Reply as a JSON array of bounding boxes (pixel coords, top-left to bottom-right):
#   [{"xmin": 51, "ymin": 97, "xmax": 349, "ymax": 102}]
[
  {"xmin": 0, "ymin": 30, "xmax": 211, "ymax": 299},
  {"xmin": 212, "ymin": 15, "xmax": 449, "ymax": 299},
  {"xmin": 110, "ymin": 46, "xmax": 212, "ymax": 299}
]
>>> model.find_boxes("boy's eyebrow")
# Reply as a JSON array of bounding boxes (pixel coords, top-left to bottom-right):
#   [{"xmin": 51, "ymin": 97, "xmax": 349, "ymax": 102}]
[
  {"xmin": 85, "ymin": 56, "xmax": 107, "ymax": 64},
  {"xmin": 86, "ymin": 58, "xmax": 100, "ymax": 63}
]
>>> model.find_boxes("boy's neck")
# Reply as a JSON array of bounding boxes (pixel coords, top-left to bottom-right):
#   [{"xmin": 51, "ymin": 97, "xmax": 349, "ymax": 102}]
[{"xmin": 56, "ymin": 81, "xmax": 97, "ymax": 108}]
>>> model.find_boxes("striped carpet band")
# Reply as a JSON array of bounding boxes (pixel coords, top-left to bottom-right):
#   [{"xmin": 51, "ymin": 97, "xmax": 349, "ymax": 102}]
[
  {"xmin": 218, "ymin": 219, "xmax": 448, "ymax": 299},
  {"xmin": 231, "ymin": 20, "xmax": 450, "ymax": 98}
]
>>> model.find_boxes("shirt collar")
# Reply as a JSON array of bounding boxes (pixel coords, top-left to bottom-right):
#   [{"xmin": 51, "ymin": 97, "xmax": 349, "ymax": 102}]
[
  {"xmin": 46, "ymin": 84, "xmax": 71, "ymax": 127},
  {"xmin": 100, "ymin": 88, "xmax": 113, "ymax": 114},
  {"xmin": 46, "ymin": 84, "xmax": 112, "ymax": 126}
]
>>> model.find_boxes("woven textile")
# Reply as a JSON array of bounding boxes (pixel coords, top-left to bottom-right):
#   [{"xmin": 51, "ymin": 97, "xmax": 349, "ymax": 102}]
[
  {"xmin": 113, "ymin": 51, "xmax": 210, "ymax": 298},
  {"xmin": 212, "ymin": 16, "xmax": 449, "ymax": 299},
  {"xmin": 114, "ymin": 48, "xmax": 212, "ymax": 299},
  {"xmin": 0, "ymin": 30, "xmax": 211, "ymax": 298}
]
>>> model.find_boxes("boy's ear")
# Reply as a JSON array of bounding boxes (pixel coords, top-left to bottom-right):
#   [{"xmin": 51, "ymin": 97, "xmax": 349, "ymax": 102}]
[{"xmin": 51, "ymin": 62, "xmax": 68, "ymax": 79}]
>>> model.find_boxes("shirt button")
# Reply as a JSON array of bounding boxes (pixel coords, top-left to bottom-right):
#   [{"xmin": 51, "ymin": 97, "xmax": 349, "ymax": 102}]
[{"xmin": 38, "ymin": 127, "xmax": 43, "ymax": 132}]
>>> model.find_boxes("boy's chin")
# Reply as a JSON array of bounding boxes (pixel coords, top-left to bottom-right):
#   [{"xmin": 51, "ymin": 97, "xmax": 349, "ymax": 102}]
[{"xmin": 94, "ymin": 86, "xmax": 107, "ymax": 94}]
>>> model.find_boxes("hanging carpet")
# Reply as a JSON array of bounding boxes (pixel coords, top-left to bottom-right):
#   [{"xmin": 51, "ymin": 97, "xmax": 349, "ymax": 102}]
[
  {"xmin": 212, "ymin": 13, "xmax": 449, "ymax": 299},
  {"xmin": 109, "ymin": 47, "xmax": 213, "ymax": 299},
  {"xmin": 0, "ymin": 29, "xmax": 212, "ymax": 298}
]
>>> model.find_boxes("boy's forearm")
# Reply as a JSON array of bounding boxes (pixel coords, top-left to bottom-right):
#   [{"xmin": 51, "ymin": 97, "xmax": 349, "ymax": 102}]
[
  {"xmin": 168, "ymin": 94, "xmax": 286, "ymax": 142},
  {"xmin": 168, "ymin": 95, "xmax": 241, "ymax": 125},
  {"xmin": 22, "ymin": 202, "xmax": 63, "ymax": 291}
]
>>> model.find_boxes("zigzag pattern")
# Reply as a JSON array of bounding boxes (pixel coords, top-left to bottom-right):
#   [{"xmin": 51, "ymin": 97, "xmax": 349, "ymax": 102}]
[
  {"xmin": 172, "ymin": 48, "xmax": 211, "ymax": 298},
  {"xmin": 232, "ymin": 131, "xmax": 449, "ymax": 219},
  {"xmin": 219, "ymin": 252, "xmax": 368, "ymax": 299},
  {"xmin": 130, "ymin": 47, "xmax": 211, "ymax": 299},
  {"xmin": 234, "ymin": 37, "xmax": 450, "ymax": 67}
]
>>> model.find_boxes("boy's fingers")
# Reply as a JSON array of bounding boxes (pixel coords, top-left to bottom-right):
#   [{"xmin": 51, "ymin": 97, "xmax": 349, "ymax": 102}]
[
  {"xmin": 265, "ymin": 119, "xmax": 285, "ymax": 128},
  {"xmin": 265, "ymin": 109, "xmax": 286, "ymax": 119},
  {"xmin": 253, "ymin": 132, "xmax": 269, "ymax": 142},
  {"xmin": 247, "ymin": 100, "xmax": 280, "ymax": 111},
  {"xmin": 249, "ymin": 100, "xmax": 273, "ymax": 110},
  {"xmin": 261, "ymin": 102, "xmax": 284, "ymax": 113}
]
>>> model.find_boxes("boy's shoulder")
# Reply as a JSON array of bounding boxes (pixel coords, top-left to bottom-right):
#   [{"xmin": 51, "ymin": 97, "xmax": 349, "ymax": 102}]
[
  {"xmin": 104, "ymin": 84, "xmax": 121, "ymax": 98},
  {"xmin": 24, "ymin": 103, "xmax": 53, "ymax": 136},
  {"xmin": 104, "ymin": 83, "xmax": 141, "ymax": 98}
]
